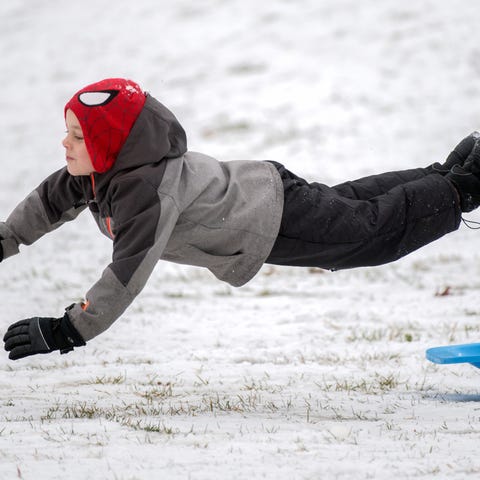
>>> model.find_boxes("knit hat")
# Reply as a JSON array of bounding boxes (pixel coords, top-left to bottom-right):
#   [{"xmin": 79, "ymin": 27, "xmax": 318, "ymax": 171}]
[{"xmin": 65, "ymin": 78, "xmax": 146, "ymax": 173}]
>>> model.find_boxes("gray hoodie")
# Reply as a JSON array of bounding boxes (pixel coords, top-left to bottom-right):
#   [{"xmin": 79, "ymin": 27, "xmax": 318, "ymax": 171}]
[{"xmin": 0, "ymin": 95, "xmax": 284, "ymax": 341}]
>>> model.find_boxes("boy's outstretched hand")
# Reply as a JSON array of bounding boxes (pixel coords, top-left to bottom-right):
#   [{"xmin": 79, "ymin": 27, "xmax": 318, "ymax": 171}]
[
  {"xmin": 446, "ymin": 136, "xmax": 480, "ymax": 212},
  {"xmin": 3, "ymin": 314, "xmax": 85, "ymax": 360},
  {"xmin": 429, "ymin": 132, "xmax": 480, "ymax": 175}
]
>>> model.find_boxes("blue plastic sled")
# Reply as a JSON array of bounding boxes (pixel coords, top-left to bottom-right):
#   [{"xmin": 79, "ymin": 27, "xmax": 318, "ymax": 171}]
[{"xmin": 426, "ymin": 343, "xmax": 480, "ymax": 369}]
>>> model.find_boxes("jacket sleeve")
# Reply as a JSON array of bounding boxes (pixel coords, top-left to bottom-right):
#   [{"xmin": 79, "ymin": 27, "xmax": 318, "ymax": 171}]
[
  {"xmin": 0, "ymin": 168, "xmax": 87, "ymax": 259},
  {"xmin": 66, "ymin": 176, "xmax": 180, "ymax": 341}
]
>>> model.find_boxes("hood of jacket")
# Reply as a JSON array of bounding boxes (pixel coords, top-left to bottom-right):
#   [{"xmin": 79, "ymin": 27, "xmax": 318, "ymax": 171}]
[{"xmin": 89, "ymin": 94, "xmax": 187, "ymax": 195}]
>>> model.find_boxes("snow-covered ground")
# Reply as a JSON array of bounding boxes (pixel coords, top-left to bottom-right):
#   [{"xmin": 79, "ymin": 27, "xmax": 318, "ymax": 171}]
[{"xmin": 1, "ymin": 0, "xmax": 480, "ymax": 478}]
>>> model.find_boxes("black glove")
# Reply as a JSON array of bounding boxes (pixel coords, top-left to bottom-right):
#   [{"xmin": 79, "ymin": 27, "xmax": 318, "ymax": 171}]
[
  {"xmin": 3, "ymin": 313, "xmax": 85, "ymax": 360},
  {"xmin": 445, "ymin": 138, "xmax": 480, "ymax": 212},
  {"xmin": 427, "ymin": 132, "xmax": 479, "ymax": 175}
]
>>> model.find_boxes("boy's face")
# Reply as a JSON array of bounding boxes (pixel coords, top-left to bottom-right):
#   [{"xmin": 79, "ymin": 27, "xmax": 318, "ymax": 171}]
[{"xmin": 62, "ymin": 109, "xmax": 96, "ymax": 176}]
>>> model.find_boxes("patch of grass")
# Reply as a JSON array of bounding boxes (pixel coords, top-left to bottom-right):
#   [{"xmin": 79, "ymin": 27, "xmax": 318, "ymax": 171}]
[
  {"xmin": 40, "ymin": 400, "xmax": 179, "ymax": 436},
  {"xmin": 318, "ymin": 372, "xmax": 401, "ymax": 394},
  {"xmin": 242, "ymin": 377, "xmax": 283, "ymax": 394},
  {"xmin": 135, "ymin": 382, "xmax": 175, "ymax": 402},
  {"xmin": 346, "ymin": 326, "xmax": 418, "ymax": 343},
  {"xmin": 41, "ymin": 404, "xmax": 61, "ymax": 421},
  {"xmin": 37, "ymin": 384, "xmax": 286, "ymax": 434},
  {"xmin": 91, "ymin": 374, "xmax": 126, "ymax": 385},
  {"xmin": 121, "ymin": 418, "xmax": 178, "ymax": 435},
  {"xmin": 63, "ymin": 402, "xmax": 103, "ymax": 420}
]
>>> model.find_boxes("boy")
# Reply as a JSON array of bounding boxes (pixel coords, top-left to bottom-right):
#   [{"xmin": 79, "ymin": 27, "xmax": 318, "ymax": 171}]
[{"xmin": 2, "ymin": 78, "xmax": 480, "ymax": 361}]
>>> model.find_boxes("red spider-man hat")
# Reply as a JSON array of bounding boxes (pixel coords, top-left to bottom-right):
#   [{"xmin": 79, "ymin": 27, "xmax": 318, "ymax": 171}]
[{"xmin": 65, "ymin": 78, "xmax": 147, "ymax": 173}]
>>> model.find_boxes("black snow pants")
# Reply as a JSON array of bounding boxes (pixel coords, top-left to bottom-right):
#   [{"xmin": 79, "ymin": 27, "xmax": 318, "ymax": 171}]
[{"xmin": 265, "ymin": 161, "xmax": 462, "ymax": 270}]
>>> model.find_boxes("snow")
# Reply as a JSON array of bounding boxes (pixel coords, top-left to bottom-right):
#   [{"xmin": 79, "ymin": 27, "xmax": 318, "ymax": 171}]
[{"xmin": 1, "ymin": 0, "xmax": 480, "ymax": 478}]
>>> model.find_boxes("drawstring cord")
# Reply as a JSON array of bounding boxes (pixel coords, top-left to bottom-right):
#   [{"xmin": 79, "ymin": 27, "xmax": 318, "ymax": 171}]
[{"xmin": 462, "ymin": 216, "xmax": 480, "ymax": 229}]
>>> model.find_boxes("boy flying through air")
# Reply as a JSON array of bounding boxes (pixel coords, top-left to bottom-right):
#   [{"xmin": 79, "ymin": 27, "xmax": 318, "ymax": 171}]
[{"xmin": 2, "ymin": 78, "xmax": 480, "ymax": 360}]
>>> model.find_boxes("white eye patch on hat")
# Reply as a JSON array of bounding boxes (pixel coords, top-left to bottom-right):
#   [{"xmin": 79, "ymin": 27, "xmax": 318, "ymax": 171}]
[{"xmin": 78, "ymin": 90, "xmax": 119, "ymax": 107}]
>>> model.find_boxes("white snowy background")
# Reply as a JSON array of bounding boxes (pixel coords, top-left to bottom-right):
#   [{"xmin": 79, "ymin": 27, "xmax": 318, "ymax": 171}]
[{"xmin": 1, "ymin": 0, "xmax": 480, "ymax": 478}]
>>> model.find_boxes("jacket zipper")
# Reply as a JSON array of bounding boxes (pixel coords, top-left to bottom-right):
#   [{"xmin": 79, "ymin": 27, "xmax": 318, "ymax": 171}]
[
  {"xmin": 90, "ymin": 173, "xmax": 115, "ymax": 239},
  {"xmin": 90, "ymin": 173, "xmax": 97, "ymax": 200},
  {"xmin": 105, "ymin": 216, "xmax": 115, "ymax": 239}
]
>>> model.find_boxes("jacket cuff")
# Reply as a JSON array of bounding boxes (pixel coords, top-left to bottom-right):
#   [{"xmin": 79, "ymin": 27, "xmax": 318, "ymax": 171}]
[
  {"xmin": 0, "ymin": 223, "xmax": 20, "ymax": 260},
  {"xmin": 62, "ymin": 311, "xmax": 86, "ymax": 347}
]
